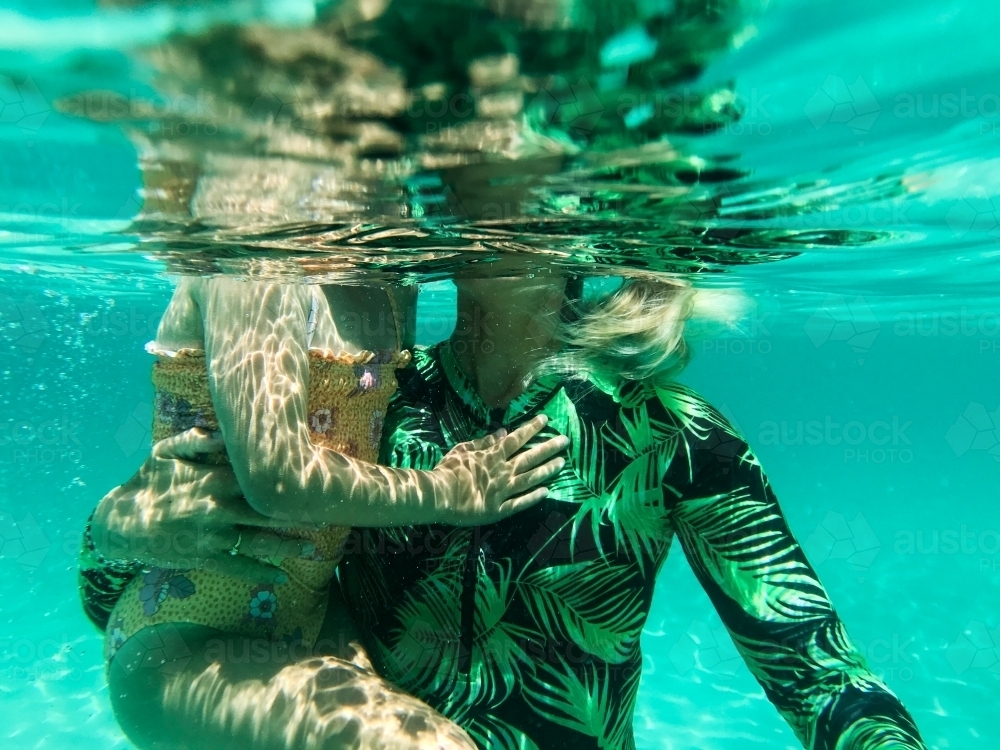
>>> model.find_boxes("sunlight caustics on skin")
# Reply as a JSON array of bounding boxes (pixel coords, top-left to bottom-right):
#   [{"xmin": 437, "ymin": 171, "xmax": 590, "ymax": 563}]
[
  {"xmin": 187, "ymin": 277, "xmax": 565, "ymax": 527},
  {"xmin": 109, "ymin": 624, "xmax": 478, "ymax": 750}
]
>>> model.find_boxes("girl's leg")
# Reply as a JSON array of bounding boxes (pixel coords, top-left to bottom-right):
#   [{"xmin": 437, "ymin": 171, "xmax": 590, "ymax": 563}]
[{"xmin": 107, "ymin": 621, "xmax": 474, "ymax": 750}]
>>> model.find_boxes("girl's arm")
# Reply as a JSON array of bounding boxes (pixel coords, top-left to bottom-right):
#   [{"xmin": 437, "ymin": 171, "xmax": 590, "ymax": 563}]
[{"xmin": 193, "ymin": 277, "xmax": 566, "ymax": 527}]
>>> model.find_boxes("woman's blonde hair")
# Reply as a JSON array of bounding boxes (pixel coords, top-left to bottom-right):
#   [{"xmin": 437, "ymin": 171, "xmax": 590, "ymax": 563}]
[{"xmin": 547, "ymin": 274, "xmax": 747, "ymax": 387}]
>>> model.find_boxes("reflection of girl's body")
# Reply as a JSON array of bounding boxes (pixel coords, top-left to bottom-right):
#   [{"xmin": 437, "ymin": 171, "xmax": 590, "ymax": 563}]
[{"xmin": 85, "ymin": 277, "xmax": 567, "ymax": 750}]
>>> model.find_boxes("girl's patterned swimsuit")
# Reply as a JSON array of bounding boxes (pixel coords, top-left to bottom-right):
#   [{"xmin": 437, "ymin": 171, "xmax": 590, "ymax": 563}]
[{"xmin": 101, "ymin": 344, "xmax": 410, "ymax": 663}]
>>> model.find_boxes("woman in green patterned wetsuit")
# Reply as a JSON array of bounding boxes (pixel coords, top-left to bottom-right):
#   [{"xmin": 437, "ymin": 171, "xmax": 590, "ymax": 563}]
[{"xmin": 80, "ymin": 271, "xmax": 926, "ymax": 749}]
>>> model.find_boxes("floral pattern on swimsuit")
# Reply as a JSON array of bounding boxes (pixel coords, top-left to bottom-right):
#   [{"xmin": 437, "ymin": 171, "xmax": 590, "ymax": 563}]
[{"xmin": 87, "ymin": 346, "xmax": 410, "ymax": 664}]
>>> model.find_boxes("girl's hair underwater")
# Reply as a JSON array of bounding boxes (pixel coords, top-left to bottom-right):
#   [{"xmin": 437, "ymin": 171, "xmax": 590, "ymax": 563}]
[{"xmin": 548, "ymin": 274, "xmax": 747, "ymax": 388}]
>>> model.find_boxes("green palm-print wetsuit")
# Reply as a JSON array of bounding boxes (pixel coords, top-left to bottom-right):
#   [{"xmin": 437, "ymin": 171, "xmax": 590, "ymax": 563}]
[
  {"xmin": 79, "ymin": 341, "xmax": 924, "ymax": 749},
  {"xmin": 338, "ymin": 342, "xmax": 925, "ymax": 750}
]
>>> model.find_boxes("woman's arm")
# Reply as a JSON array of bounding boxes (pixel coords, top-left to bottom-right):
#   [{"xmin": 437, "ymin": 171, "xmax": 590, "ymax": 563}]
[
  {"xmin": 657, "ymin": 388, "xmax": 925, "ymax": 749},
  {"xmin": 193, "ymin": 277, "xmax": 566, "ymax": 527}
]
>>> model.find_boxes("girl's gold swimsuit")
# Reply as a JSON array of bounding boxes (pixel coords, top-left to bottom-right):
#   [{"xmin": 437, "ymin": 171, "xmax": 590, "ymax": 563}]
[{"xmin": 103, "ymin": 344, "xmax": 410, "ymax": 662}]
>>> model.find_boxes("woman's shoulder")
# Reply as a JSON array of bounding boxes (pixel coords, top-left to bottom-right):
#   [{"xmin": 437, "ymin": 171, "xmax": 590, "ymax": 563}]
[{"xmin": 603, "ymin": 378, "xmax": 749, "ymax": 446}]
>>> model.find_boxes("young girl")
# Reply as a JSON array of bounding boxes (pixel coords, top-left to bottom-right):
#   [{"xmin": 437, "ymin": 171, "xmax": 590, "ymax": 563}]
[{"xmin": 83, "ymin": 275, "xmax": 567, "ymax": 750}]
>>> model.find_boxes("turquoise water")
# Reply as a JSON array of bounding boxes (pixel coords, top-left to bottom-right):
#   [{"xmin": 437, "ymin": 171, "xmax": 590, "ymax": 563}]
[{"xmin": 2, "ymin": 0, "xmax": 999, "ymax": 748}]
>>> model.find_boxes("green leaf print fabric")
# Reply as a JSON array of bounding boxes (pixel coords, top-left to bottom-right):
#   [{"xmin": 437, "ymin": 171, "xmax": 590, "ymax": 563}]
[{"xmin": 339, "ymin": 343, "xmax": 925, "ymax": 750}]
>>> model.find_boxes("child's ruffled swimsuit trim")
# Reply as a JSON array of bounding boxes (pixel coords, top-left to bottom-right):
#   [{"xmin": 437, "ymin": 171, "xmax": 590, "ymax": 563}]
[{"xmin": 104, "ymin": 345, "xmax": 410, "ymax": 664}]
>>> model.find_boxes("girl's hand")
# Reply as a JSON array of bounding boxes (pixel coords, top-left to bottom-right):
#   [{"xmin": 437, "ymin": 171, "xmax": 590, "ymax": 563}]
[
  {"xmin": 432, "ymin": 414, "xmax": 568, "ymax": 525},
  {"xmin": 90, "ymin": 429, "xmax": 314, "ymax": 585}
]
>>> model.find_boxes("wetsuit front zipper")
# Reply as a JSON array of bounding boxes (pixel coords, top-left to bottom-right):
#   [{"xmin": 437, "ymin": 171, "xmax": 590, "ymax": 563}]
[{"xmin": 458, "ymin": 524, "xmax": 482, "ymax": 675}]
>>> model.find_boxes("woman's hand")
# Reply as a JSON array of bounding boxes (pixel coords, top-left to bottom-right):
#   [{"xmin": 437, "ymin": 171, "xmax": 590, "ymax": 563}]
[
  {"xmin": 431, "ymin": 414, "xmax": 568, "ymax": 526},
  {"xmin": 91, "ymin": 429, "xmax": 314, "ymax": 584}
]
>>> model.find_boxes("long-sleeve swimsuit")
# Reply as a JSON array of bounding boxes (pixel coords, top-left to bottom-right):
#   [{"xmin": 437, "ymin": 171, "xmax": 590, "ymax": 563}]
[{"xmin": 79, "ymin": 341, "xmax": 925, "ymax": 750}]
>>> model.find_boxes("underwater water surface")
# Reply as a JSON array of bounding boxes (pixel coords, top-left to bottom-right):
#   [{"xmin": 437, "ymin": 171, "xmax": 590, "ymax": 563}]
[{"xmin": 1, "ymin": 0, "xmax": 999, "ymax": 748}]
